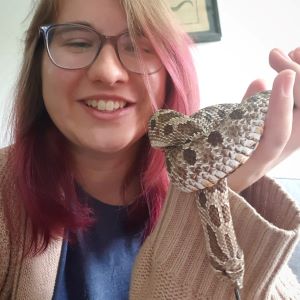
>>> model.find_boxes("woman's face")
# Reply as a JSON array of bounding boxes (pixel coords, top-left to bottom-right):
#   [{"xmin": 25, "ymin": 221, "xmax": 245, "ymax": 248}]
[{"xmin": 41, "ymin": 0, "xmax": 167, "ymax": 155}]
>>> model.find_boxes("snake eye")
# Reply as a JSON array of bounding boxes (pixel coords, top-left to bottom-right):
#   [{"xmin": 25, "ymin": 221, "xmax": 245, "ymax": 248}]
[
  {"xmin": 150, "ymin": 119, "xmax": 156, "ymax": 130},
  {"xmin": 207, "ymin": 131, "xmax": 223, "ymax": 146},
  {"xmin": 229, "ymin": 109, "xmax": 244, "ymax": 120},
  {"xmin": 183, "ymin": 149, "xmax": 197, "ymax": 165},
  {"xmin": 164, "ymin": 124, "xmax": 173, "ymax": 135}
]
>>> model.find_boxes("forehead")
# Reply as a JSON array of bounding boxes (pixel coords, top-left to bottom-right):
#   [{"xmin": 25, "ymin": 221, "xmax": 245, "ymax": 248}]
[{"xmin": 56, "ymin": 0, "xmax": 128, "ymax": 35}]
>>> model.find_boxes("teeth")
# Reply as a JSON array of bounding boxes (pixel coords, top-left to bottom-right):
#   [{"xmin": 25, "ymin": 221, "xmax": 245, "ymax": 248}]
[
  {"xmin": 86, "ymin": 99, "xmax": 127, "ymax": 111},
  {"xmin": 98, "ymin": 100, "xmax": 106, "ymax": 110},
  {"xmin": 92, "ymin": 100, "xmax": 97, "ymax": 108},
  {"xmin": 106, "ymin": 101, "xmax": 114, "ymax": 111}
]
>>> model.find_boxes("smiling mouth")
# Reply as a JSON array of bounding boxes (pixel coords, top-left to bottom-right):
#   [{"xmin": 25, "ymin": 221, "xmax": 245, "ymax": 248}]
[{"xmin": 84, "ymin": 99, "xmax": 130, "ymax": 112}]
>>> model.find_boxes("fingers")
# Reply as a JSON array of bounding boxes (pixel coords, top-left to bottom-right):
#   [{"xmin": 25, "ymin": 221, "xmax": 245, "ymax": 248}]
[
  {"xmin": 274, "ymin": 109, "xmax": 300, "ymax": 164},
  {"xmin": 289, "ymin": 47, "xmax": 300, "ymax": 63},
  {"xmin": 242, "ymin": 79, "xmax": 267, "ymax": 101},
  {"xmin": 260, "ymin": 70, "xmax": 295, "ymax": 155},
  {"xmin": 228, "ymin": 70, "xmax": 296, "ymax": 192},
  {"xmin": 290, "ymin": 48, "xmax": 300, "ymax": 108},
  {"xmin": 269, "ymin": 48, "xmax": 300, "ymax": 108},
  {"xmin": 269, "ymin": 48, "xmax": 299, "ymax": 72},
  {"xmin": 229, "ymin": 48, "xmax": 299, "ymax": 193}
]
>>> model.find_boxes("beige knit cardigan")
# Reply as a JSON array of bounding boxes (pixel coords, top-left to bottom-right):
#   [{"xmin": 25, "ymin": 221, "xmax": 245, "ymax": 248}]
[{"xmin": 0, "ymin": 148, "xmax": 299, "ymax": 300}]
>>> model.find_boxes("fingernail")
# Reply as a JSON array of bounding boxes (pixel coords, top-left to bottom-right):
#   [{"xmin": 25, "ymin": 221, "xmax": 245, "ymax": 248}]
[
  {"xmin": 288, "ymin": 50, "xmax": 295, "ymax": 60},
  {"xmin": 282, "ymin": 72, "xmax": 296, "ymax": 97},
  {"xmin": 294, "ymin": 47, "xmax": 300, "ymax": 52},
  {"xmin": 294, "ymin": 47, "xmax": 300, "ymax": 60},
  {"xmin": 274, "ymin": 48, "xmax": 289, "ymax": 59}
]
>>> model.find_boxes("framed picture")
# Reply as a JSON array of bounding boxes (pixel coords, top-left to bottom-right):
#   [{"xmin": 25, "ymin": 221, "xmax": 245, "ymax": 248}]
[{"xmin": 168, "ymin": 0, "xmax": 222, "ymax": 43}]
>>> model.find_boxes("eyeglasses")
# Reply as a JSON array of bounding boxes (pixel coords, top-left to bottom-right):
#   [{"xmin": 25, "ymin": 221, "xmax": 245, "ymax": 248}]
[{"xmin": 39, "ymin": 23, "xmax": 163, "ymax": 75}]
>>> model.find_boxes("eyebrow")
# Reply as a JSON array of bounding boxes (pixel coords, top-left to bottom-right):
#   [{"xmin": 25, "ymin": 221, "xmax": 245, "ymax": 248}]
[
  {"xmin": 62, "ymin": 21, "xmax": 128, "ymax": 35},
  {"xmin": 66, "ymin": 21, "xmax": 93, "ymax": 27}
]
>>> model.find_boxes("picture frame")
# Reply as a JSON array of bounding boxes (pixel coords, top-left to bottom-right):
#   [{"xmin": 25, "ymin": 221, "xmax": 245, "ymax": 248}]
[{"xmin": 168, "ymin": 0, "xmax": 222, "ymax": 43}]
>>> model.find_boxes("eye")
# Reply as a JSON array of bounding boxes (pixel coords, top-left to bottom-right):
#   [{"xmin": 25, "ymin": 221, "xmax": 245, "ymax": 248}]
[
  {"xmin": 119, "ymin": 35, "xmax": 154, "ymax": 55},
  {"xmin": 52, "ymin": 27, "xmax": 98, "ymax": 52},
  {"xmin": 119, "ymin": 37, "xmax": 136, "ymax": 53},
  {"xmin": 136, "ymin": 37, "xmax": 155, "ymax": 54},
  {"xmin": 123, "ymin": 42, "xmax": 135, "ymax": 53},
  {"xmin": 63, "ymin": 40, "xmax": 93, "ymax": 49}
]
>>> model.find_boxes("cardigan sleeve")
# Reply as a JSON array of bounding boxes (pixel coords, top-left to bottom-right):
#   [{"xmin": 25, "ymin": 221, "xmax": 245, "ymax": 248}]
[
  {"xmin": 130, "ymin": 177, "xmax": 300, "ymax": 300},
  {"xmin": 232, "ymin": 176, "xmax": 300, "ymax": 299}
]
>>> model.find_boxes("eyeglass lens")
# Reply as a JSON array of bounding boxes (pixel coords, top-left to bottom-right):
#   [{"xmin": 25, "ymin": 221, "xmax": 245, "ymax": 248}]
[{"xmin": 45, "ymin": 25, "xmax": 162, "ymax": 74}]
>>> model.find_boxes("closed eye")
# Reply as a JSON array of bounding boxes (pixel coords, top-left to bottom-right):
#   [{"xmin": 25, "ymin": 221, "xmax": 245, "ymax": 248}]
[{"xmin": 63, "ymin": 40, "xmax": 93, "ymax": 49}]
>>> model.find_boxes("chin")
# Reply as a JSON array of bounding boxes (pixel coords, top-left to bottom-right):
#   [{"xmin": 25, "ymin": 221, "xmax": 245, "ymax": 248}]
[
  {"xmin": 76, "ymin": 139, "xmax": 140, "ymax": 155},
  {"xmin": 66, "ymin": 128, "xmax": 145, "ymax": 156}
]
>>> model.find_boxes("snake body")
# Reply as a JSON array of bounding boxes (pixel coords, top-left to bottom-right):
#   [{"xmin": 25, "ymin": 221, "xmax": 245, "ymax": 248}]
[{"xmin": 148, "ymin": 90, "xmax": 270, "ymax": 297}]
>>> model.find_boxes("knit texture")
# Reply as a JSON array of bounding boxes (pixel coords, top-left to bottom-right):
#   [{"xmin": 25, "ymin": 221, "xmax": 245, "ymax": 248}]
[
  {"xmin": 0, "ymin": 147, "xmax": 27, "ymax": 299},
  {"xmin": 129, "ymin": 180, "xmax": 300, "ymax": 299},
  {"xmin": 0, "ymin": 148, "xmax": 299, "ymax": 299}
]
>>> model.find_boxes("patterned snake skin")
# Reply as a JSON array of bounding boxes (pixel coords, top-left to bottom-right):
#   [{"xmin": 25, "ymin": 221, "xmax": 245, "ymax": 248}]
[{"xmin": 148, "ymin": 90, "xmax": 270, "ymax": 298}]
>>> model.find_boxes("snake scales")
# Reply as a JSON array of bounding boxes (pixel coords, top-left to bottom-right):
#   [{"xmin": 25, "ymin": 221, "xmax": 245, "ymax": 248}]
[{"xmin": 148, "ymin": 90, "xmax": 270, "ymax": 299}]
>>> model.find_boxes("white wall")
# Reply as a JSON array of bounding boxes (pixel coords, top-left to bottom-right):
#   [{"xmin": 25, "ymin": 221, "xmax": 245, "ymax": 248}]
[
  {"xmin": 193, "ymin": 0, "xmax": 300, "ymax": 178},
  {"xmin": 195, "ymin": 0, "xmax": 300, "ymax": 105},
  {"xmin": 0, "ymin": 0, "xmax": 299, "ymax": 178},
  {"xmin": 0, "ymin": 0, "xmax": 32, "ymax": 144}
]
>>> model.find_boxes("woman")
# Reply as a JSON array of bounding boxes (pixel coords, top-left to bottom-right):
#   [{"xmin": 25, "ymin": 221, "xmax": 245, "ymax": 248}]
[{"xmin": 0, "ymin": 0, "xmax": 299, "ymax": 299}]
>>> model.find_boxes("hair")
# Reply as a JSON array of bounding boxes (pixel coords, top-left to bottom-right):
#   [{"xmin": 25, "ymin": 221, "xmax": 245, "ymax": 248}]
[{"xmin": 3, "ymin": 0, "xmax": 200, "ymax": 255}]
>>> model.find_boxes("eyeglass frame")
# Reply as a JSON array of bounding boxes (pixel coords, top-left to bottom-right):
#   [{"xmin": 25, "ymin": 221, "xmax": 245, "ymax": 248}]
[{"xmin": 39, "ymin": 23, "xmax": 163, "ymax": 75}]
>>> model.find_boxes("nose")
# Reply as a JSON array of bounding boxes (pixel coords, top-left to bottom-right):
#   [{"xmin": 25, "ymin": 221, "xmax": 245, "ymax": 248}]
[{"xmin": 86, "ymin": 44, "xmax": 129, "ymax": 85}]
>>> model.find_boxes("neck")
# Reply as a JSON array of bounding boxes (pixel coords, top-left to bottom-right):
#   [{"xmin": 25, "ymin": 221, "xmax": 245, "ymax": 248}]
[{"xmin": 70, "ymin": 143, "xmax": 142, "ymax": 206}]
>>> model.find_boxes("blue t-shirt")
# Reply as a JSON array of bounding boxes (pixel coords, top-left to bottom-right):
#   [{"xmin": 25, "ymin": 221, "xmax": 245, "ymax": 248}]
[{"xmin": 52, "ymin": 190, "xmax": 143, "ymax": 300}]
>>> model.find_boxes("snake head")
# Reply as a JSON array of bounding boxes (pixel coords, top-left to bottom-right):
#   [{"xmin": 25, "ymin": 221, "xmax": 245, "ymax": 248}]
[
  {"xmin": 148, "ymin": 91, "xmax": 270, "ymax": 192},
  {"xmin": 148, "ymin": 109, "xmax": 205, "ymax": 148}
]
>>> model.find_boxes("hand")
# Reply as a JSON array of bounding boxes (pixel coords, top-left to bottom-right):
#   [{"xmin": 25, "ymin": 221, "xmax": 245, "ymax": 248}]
[{"xmin": 228, "ymin": 48, "xmax": 299, "ymax": 193}]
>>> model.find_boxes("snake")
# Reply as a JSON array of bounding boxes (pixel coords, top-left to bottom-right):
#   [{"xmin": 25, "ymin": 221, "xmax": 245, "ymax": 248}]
[{"xmin": 148, "ymin": 90, "xmax": 270, "ymax": 299}]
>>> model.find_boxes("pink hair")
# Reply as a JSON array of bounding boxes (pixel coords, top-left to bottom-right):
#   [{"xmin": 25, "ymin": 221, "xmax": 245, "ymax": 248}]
[{"xmin": 124, "ymin": 0, "xmax": 200, "ymax": 238}]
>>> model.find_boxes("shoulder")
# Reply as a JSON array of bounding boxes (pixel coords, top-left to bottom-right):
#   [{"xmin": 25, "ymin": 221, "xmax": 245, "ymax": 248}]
[
  {"xmin": 0, "ymin": 146, "xmax": 9, "ymax": 172},
  {"xmin": 0, "ymin": 145, "xmax": 28, "ymax": 298},
  {"xmin": 0, "ymin": 146, "xmax": 11, "ymax": 214},
  {"xmin": 0, "ymin": 146, "xmax": 11, "ymax": 189},
  {"xmin": 0, "ymin": 145, "xmax": 24, "ymax": 224},
  {"xmin": 0, "ymin": 146, "xmax": 13, "ymax": 297},
  {"xmin": 0, "ymin": 146, "xmax": 12, "ymax": 205}
]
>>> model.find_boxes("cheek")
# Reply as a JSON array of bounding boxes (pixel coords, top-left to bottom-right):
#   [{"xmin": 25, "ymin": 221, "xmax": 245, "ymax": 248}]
[
  {"xmin": 146, "ymin": 69, "xmax": 168, "ymax": 110},
  {"xmin": 155, "ymin": 70, "xmax": 167, "ymax": 108},
  {"xmin": 42, "ymin": 57, "xmax": 63, "ymax": 109},
  {"xmin": 41, "ymin": 54, "xmax": 80, "ymax": 106}
]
